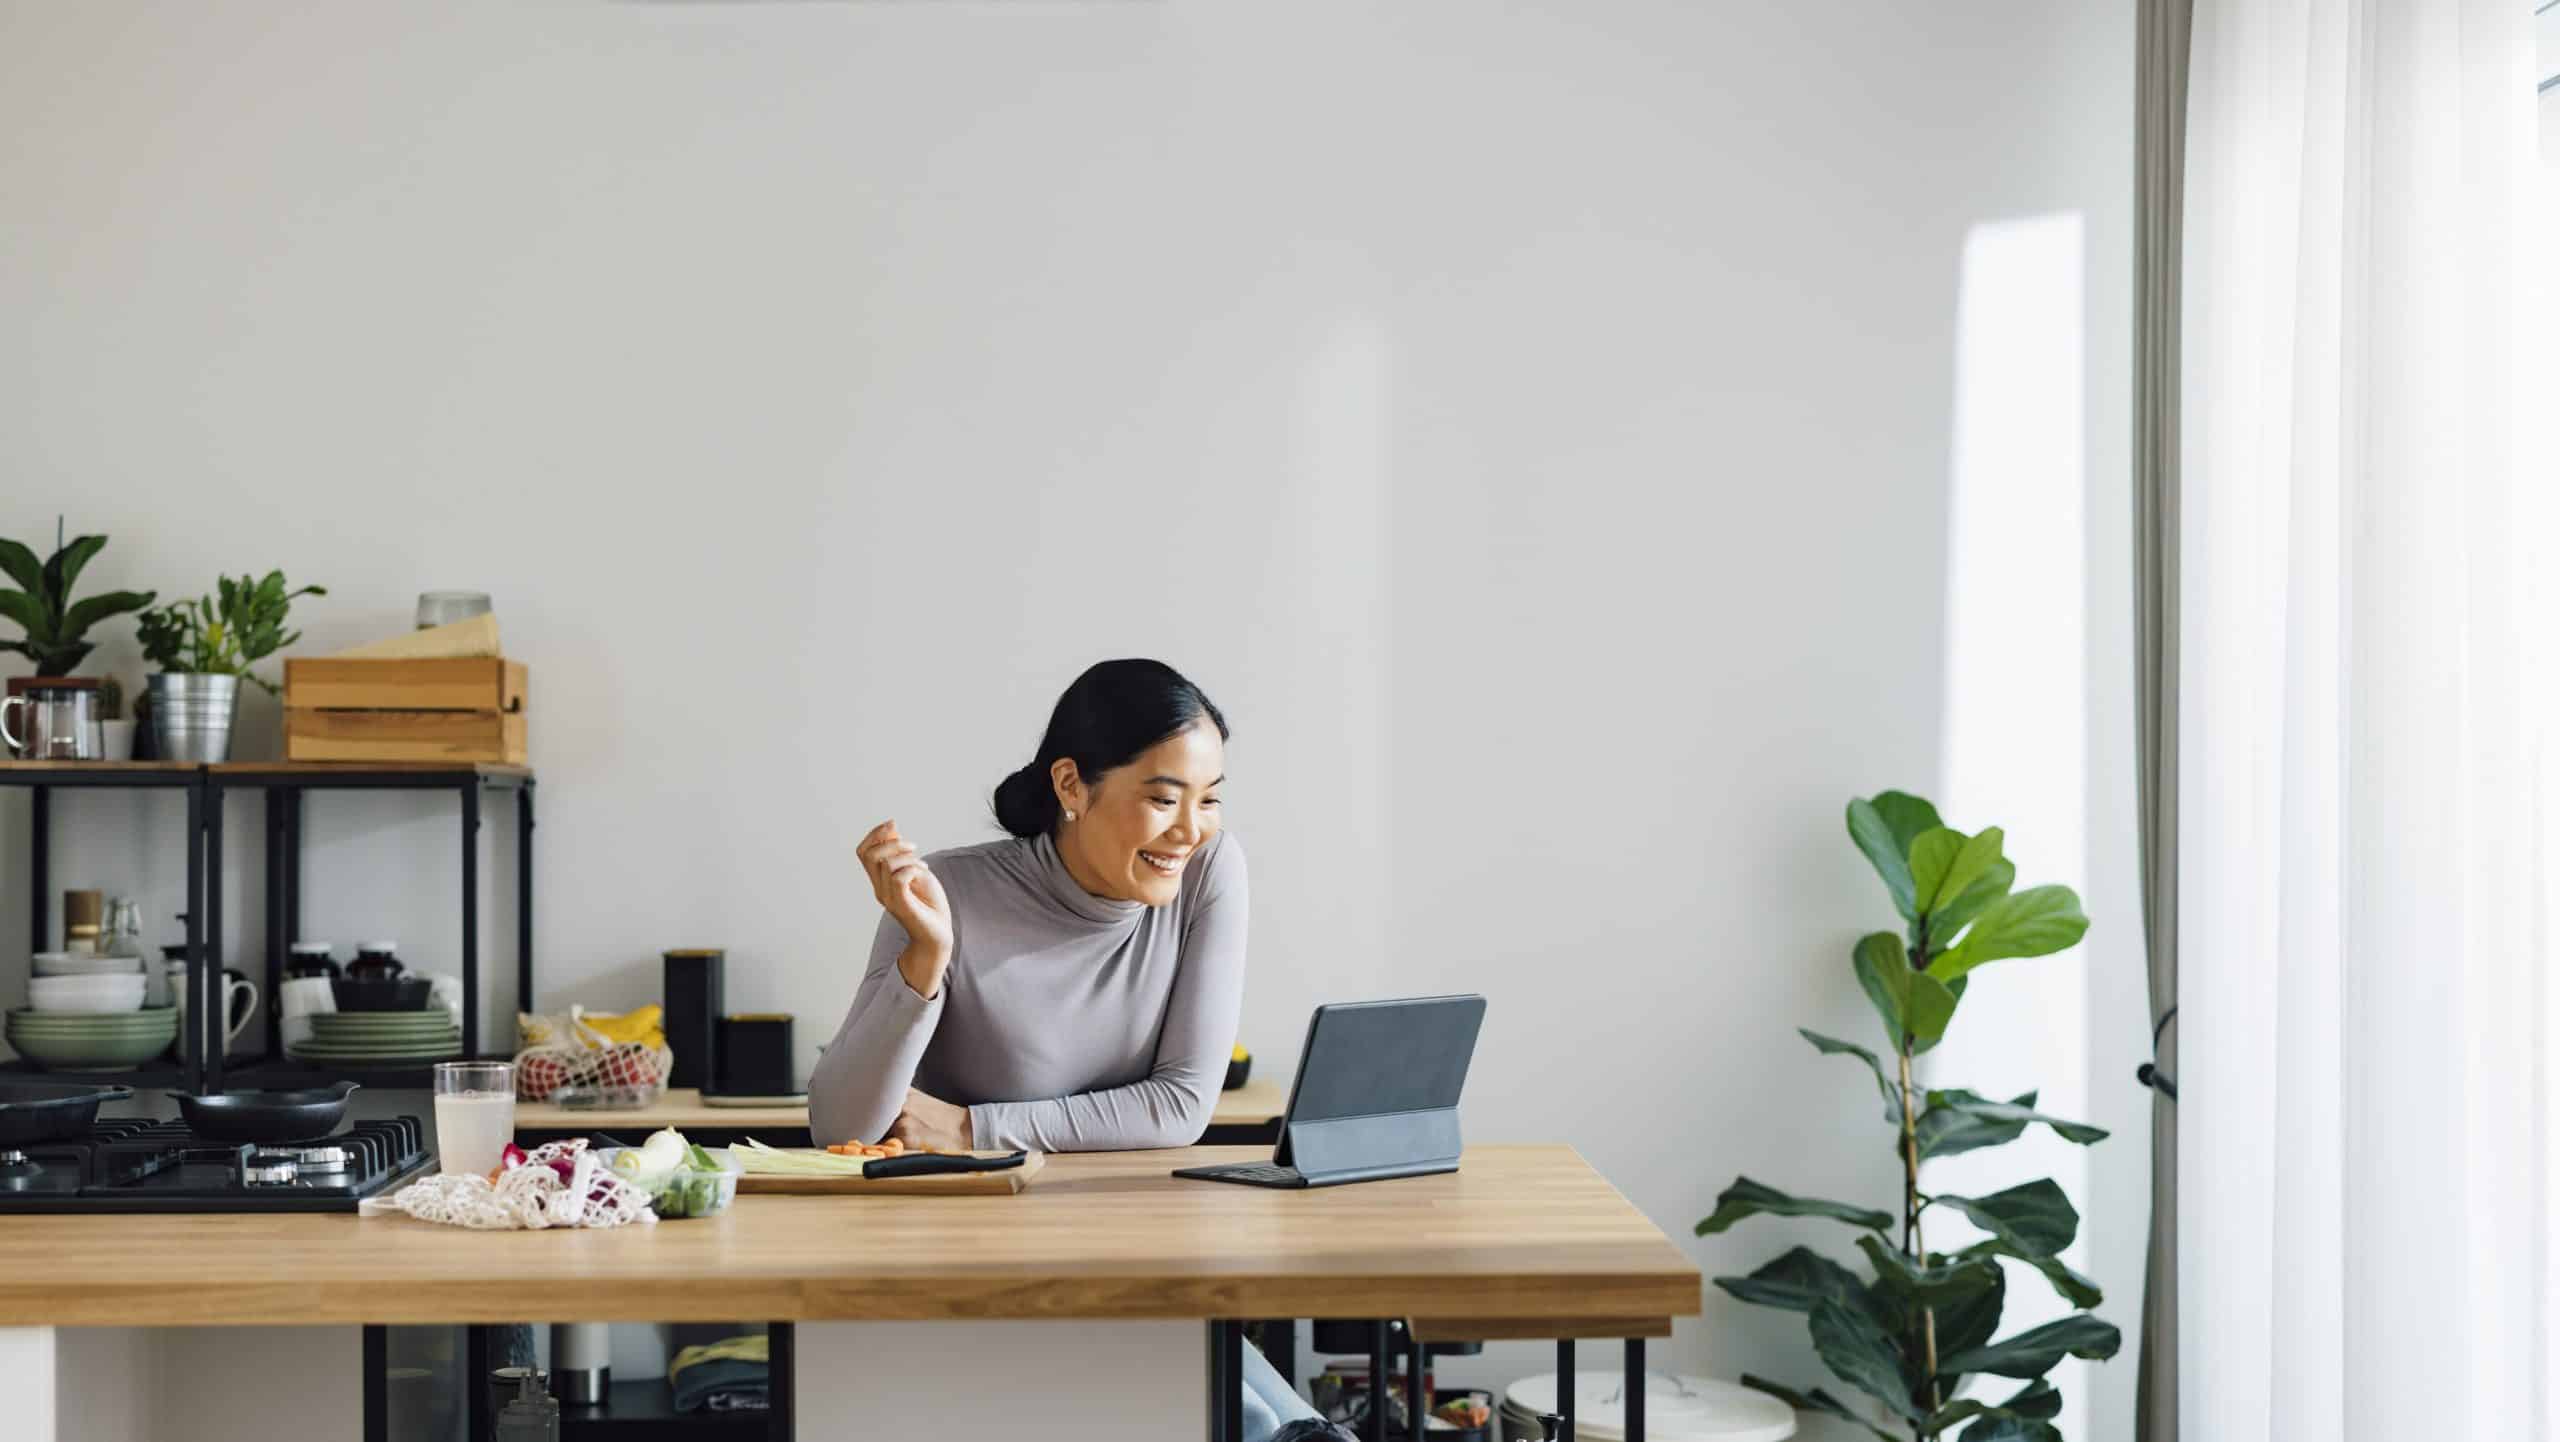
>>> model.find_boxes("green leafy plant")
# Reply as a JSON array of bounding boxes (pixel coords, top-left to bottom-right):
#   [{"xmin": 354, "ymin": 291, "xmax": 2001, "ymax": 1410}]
[
  {"xmin": 0, "ymin": 525, "xmax": 155, "ymax": 676},
  {"xmin": 1699, "ymin": 791, "xmax": 2114, "ymax": 1442},
  {"xmin": 137, "ymin": 571, "xmax": 327, "ymax": 696}
]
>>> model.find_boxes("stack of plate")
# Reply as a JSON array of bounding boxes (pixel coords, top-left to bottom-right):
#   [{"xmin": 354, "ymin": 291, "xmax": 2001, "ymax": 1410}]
[
  {"xmin": 5, "ymin": 1006, "xmax": 179, "ymax": 1072},
  {"xmin": 289, "ymin": 1010, "xmax": 463, "ymax": 1069}
]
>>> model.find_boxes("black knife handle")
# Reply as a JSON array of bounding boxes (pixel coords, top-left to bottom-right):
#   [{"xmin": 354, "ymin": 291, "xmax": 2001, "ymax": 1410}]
[{"xmin": 863, "ymin": 1150, "xmax": 1029, "ymax": 1180}]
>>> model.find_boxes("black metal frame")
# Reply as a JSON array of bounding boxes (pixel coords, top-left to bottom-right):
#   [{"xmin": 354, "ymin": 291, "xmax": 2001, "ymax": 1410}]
[
  {"xmin": 5, "ymin": 762, "xmax": 534, "ymax": 1095},
  {"xmin": 212, "ymin": 766, "xmax": 534, "ymax": 1086},
  {"xmin": 1204, "ymin": 1322, "xmax": 1647, "ymax": 1442},
  {"xmin": 365, "ymin": 1323, "xmax": 796, "ymax": 1442}
]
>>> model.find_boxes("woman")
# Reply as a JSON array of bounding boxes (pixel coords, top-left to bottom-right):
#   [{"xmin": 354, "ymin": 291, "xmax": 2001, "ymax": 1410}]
[{"xmin": 810, "ymin": 658, "xmax": 1249, "ymax": 1154}]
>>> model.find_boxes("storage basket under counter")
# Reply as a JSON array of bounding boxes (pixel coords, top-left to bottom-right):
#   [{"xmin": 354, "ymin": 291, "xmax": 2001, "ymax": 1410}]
[{"xmin": 282, "ymin": 657, "xmax": 528, "ymax": 765}]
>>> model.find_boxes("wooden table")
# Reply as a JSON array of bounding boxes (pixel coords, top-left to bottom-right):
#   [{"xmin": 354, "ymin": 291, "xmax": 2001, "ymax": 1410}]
[
  {"xmin": 0, "ymin": 1144, "xmax": 1698, "ymax": 1441},
  {"xmin": 513, "ymin": 1077, "xmax": 1295, "ymax": 1146}
]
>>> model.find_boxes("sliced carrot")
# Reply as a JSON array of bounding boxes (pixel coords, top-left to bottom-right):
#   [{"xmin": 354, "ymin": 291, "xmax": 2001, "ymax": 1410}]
[{"xmin": 879, "ymin": 1139, "xmax": 905, "ymax": 1156}]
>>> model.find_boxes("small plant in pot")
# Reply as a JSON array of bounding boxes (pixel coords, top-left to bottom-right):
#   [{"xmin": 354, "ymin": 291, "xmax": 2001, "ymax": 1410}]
[
  {"xmin": 137, "ymin": 571, "xmax": 325, "ymax": 762},
  {"xmin": 0, "ymin": 526, "xmax": 155, "ymax": 716}
]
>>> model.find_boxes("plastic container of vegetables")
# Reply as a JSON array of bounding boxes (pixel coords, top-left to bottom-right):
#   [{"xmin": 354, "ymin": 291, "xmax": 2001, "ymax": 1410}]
[{"xmin": 596, "ymin": 1140, "xmax": 741, "ymax": 1219}]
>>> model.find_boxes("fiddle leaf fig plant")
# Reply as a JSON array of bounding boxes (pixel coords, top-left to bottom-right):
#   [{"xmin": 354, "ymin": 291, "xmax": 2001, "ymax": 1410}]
[
  {"xmin": 0, "ymin": 525, "xmax": 155, "ymax": 677},
  {"xmin": 1700, "ymin": 791, "xmax": 2114, "ymax": 1442},
  {"xmin": 137, "ymin": 571, "xmax": 325, "ymax": 696}
]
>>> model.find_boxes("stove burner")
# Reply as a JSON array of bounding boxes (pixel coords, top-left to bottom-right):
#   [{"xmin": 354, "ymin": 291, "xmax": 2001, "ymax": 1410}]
[{"xmin": 0, "ymin": 1114, "xmax": 432, "ymax": 1213}]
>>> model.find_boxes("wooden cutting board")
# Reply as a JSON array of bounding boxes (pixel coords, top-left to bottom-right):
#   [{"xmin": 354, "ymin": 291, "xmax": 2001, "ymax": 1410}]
[{"xmin": 734, "ymin": 1150, "xmax": 1045, "ymax": 1196}]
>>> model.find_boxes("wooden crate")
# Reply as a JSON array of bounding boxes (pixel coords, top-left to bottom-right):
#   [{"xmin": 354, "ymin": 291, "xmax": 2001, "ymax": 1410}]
[{"xmin": 283, "ymin": 658, "xmax": 528, "ymax": 764}]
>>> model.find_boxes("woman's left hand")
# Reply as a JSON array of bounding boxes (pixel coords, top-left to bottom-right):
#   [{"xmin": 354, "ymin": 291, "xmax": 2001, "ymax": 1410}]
[{"xmin": 888, "ymin": 1087, "xmax": 974, "ymax": 1151}]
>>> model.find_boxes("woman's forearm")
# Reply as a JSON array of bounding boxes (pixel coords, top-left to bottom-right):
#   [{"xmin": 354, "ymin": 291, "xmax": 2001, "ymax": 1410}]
[
  {"xmin": 808, "ymin": 923, "xmax": 949, "ymax": 1146},
  {"xmin": 895, "ymin": 939, "xmax": 951, "ymax": 1001}
]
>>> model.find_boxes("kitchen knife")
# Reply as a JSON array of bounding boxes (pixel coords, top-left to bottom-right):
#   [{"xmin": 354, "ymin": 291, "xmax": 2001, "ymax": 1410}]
[{"xmin": 863, "ymin": 1149, "xmax": 1029, "ymax": 1181}]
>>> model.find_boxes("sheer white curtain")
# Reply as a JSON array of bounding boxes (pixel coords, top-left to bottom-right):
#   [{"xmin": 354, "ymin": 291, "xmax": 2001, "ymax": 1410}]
[{"xmin": 2178, "ymin": 2, "xmax": 2551, "ymax": 1441}]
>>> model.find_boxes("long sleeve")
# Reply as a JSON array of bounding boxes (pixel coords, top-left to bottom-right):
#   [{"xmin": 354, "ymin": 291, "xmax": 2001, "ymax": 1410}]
[
  {"xmin": 807, "ymin": 911, "xmax": 945, "ymax": 1147},
  {"xmin": 968, "ymin": 834, "xmax": 1249, "ymax": 1152}
]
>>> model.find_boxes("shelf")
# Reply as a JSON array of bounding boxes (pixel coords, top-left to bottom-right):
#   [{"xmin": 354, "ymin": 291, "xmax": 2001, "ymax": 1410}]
[
  {"xmin": 229, "ymin": 1057, "xmax": 491, "ymax": 1091},
  {"xmin": 0, "ymin": 760, "xmax": 532, "ymax": 790},
  {"xmin": 212, "ymin": 762, "xmax": 533, "ymax": 791},
  {"xmin": 0, "ymin": 762, "xmax": 202, "ymax": 788},
  {"xmin": 560, "ymin": 1378, "xmax": 772, "ymax": 1440},
  {"xmin": 0, "ymin": 1058, "xmax": 192, "ymax": 1089}
]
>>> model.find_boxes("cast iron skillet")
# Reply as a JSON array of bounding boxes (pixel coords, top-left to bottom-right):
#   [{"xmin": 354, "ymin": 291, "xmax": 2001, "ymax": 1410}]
[
  {"xmin": 168, "ymin": 1081, "xmax": 361, "ymax": 1144},
  {"xmin": 0, "ymin": 1081, "xmax": 134, "ymax": 1147}
]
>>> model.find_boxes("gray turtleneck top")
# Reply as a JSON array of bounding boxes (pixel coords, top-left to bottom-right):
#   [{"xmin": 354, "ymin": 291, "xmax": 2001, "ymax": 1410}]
[{"xmin": 808, "ymin": 829, "xmax": 1248, "ymax": 1152}]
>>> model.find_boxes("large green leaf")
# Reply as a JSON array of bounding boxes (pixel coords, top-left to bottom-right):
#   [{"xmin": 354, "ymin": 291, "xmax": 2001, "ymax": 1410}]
[
  {"xmin": 1810, "ymin": 1297, "xmax": 1927, "ymax": 1423},
  {"xmin": 1848, "ymin": 792, "xmax": 1942, "ymax": 921},
  {"xmin": 44, "ymin": 534, "xmax": 107, "ymax": 601},
  {"xmin": 1716, "ymin": 1245, "xmax": 1870, "ymax": 1315},
  {"xmin": 1937, "ymin": 1315, "xmax": 2122, "ymax": 1380},
  {"xmin": 1740, "ymin": 1376, "xmax": 1899, "ymax": 1442},
  {"xmin": 1697, "ymin": 1177, "xmax": 1893, "ymax": 1236},
  {"xmin": 0, "ymin": 538, "xmax": 42, "ymax": 595},
  {"xmin": 0, "ymin": 589, "xmax": 48, "ymax": 641},
  {"xmin": 1924, "ymin": 1380, "xmax": 2063, "ymax": 1438},
  {"xmin": 1928, "ymin": 886, "xmax": 2089, "ymax": 982},
  {"xmin": 1935, "ymin": 1180, "xmax": 2079, "ymax": 1256},
  {"xmin": 58, "ymin": 589, "xmax": 155, "ymax": 642},
  {"xmin": 1911, "ymin": 826, "xmax": 2004, "ymax": 920},
  {"xmin": 1915, "ymin": 1090, "xmax": 2107, "ymax": 1160},
  {"xmin": 1958, "ymin": 1239, "xmax": 2103, "ymax": 1310},
  {"xmin": 1929, "ymin": 858, "xmax": 2015, "ymax": 950},
  {"xmin": 1854, "ymin": 932, "xmax": 1958, "ymax": 1049},
  {"xmin": 1802, "ymin": 1029, "xmax": 1902, "ymax": 1123},
  {"xmin": 1929, "ymin": 1261, "xmax": 2007, "ymax": 1361},
  {"xmin": 1856, "ymin": 1235, "xmax": 2000, "ymax": 1310}
]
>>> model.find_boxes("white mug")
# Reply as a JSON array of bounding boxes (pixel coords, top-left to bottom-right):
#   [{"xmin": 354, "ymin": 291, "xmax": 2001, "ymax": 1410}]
[
  {"xmin": 168, "ymin": 963, "xmax": 260, "ymax": 1051},
  {"xmin": 279, "ymin": 975, "xmax": 337, "ymax": 1050}
]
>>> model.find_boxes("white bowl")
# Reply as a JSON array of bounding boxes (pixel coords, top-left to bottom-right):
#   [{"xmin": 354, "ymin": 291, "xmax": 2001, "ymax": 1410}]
[
  {"xmin": 28, "ymin": 976, "xmax": 148, "ymax": 1013},
  {"xmin": 32, "ymin": 953, "xmax": 145, "ymax": 978}
]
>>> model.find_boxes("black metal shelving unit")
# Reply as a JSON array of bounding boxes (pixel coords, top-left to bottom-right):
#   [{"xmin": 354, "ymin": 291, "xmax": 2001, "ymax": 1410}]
[
  {"xmin": 3, "ymin": 762, "xmax": 214, "ymax": 1087},
  {"xmin": 3, "ymin": 759, "xmax": 533, "ymax": 1094}
]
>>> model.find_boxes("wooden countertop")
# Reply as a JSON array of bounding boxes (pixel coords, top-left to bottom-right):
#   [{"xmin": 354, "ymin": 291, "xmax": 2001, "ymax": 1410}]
[
  {"xmin": 0, "ymin": 1145, "xmax": 1699, "ymax": 1329},
  {"xmin": 513, "ymin": 1078, "xmax": 1293, "ymax": 1134}
]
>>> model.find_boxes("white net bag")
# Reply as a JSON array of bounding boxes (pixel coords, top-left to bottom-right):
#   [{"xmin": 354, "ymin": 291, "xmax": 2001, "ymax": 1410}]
[{"xmin": 386, "ymin": 1139, "xmax": 657, "ymax": 1230}]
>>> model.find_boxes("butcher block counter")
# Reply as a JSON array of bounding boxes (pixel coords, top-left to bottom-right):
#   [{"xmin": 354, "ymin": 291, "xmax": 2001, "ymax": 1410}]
[{"xmin": 0, "ymin": 1145, "xmax": 1697, "ymax": 1328}]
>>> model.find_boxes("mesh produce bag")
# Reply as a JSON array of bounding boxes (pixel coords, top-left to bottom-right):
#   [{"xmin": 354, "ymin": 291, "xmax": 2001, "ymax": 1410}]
[
  {"xmin": 385, "ymin": 1140, "xmax": 657, "ymax": 1230},
  {"xmin": 512, "ymin": 1006, "xmax": 673, "ymax": 1102}
]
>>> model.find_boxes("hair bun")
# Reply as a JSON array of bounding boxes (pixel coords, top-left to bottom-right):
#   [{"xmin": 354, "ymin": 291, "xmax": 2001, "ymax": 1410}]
[{"xmin": 991, "ymin": 761, "xmax": 1059, "ymax": 839}]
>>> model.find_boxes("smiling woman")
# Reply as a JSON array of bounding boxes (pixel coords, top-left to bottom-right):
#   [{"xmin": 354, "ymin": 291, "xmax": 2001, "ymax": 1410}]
[{"xmin": 808, "ymin": 660, "xmax": 1250, "ymax": 1154}]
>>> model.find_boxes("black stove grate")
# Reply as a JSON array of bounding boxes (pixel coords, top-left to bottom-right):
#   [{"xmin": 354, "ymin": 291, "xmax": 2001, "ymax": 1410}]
[{"xmin": 0, "ymin": 1114, "xmax": 432, "ymax": 1213}]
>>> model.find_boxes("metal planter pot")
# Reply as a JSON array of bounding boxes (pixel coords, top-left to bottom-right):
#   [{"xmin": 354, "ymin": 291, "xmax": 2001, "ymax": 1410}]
[{"xmin": 148, "ymin": 673, "xmax": 239, "ymax": 763}]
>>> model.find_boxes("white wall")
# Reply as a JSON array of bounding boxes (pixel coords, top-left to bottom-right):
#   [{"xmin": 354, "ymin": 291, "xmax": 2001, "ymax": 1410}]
[{"xmin": 0, "ymin": 2, "xmax": 2136, "ymax": 1438}]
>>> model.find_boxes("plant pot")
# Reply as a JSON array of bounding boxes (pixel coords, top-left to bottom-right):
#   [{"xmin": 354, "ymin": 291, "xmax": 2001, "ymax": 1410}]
[{"xmin": 148, "ymin": 673, "xmax": 239, "ymax": 763}]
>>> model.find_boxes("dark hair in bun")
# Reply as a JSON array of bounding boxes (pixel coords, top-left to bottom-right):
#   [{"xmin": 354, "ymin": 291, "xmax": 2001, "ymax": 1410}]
[{"xmin": 992, "ymin": 659, "xmax": 1229, "ymax": 839}]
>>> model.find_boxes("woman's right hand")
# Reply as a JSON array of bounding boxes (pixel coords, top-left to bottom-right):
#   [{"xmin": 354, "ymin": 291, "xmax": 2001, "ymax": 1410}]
[{"xmin": 859, "ymin": 820, "xmax": 954, "ymax": 966}]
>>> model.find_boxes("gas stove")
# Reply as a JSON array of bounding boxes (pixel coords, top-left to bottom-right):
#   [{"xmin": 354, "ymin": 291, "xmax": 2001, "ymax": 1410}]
[{"xmin": 0, "ymin": 1116, "xmax": 435, "ymax": 1213}]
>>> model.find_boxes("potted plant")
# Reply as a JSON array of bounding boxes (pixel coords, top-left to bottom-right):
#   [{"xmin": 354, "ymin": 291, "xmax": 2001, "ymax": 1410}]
[
  {"xmin": 1699, "ymin": 791, "xmax": 2115, "ymax": 1442},
  {"xmin": 137, "ymin": 571, "xmax": 326, "ymax": 762},
  {"xmin": 0, "ymin": 524, "xmax": 156, "ymax": 715}
]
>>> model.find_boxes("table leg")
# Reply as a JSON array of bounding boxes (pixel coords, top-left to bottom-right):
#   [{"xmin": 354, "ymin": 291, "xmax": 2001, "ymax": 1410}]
[
  {"xmin": 362, "ymin": 1326, "xmax": 387, "ymax": 1442},
  {"xmin": 1624, "ymin": 1337, "xmax": 1644, "ymax": 1442},
  {"xmin": 1557, "ymin": 1338, "xmax": 1575, "ymax": 1442},
  {"xmin": 1406, "ymin": 1334, "xmax": 1426, "ymax": 1442},
  {"xmin": 1205, "ymin": 1320, "xmax": 1244, "ymax": 1442},
  {"xmin": 1368, "ymin": 1321, "xmax": 1388, "ymax": 1442}
]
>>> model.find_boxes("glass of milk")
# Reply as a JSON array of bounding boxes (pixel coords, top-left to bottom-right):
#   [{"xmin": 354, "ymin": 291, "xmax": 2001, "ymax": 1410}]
[{"xmin": 433, "ymin": 1061, "xmax": 517, "ymax": 1175}]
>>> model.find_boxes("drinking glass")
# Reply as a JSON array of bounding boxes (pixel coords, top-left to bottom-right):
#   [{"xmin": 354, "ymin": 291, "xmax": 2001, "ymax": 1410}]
[
  {"xmin": 433, "ymin": 1060, "xmax": 517, "ymax": 1176},
  {"xmin": 416, "ymin": 591, "xmax": 493, "ymax": 630}
]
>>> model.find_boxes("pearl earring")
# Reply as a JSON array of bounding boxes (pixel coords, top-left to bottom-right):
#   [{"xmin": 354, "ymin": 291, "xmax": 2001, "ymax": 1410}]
[{"xmin": 1064, "ymin": 810, "xmax": 1076, "ymax": 822}]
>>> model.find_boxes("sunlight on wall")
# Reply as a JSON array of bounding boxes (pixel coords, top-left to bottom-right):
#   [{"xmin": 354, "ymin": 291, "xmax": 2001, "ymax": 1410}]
[{"xmin": 1927, "ymin": 211, "xmax": 2093, "ymax": 1436}]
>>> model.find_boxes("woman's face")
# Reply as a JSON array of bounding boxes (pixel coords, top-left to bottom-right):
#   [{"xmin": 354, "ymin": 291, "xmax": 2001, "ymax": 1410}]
[{"xmin": 1054, "ymin": 722, "xmax": 1225, "ymax": 906}]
